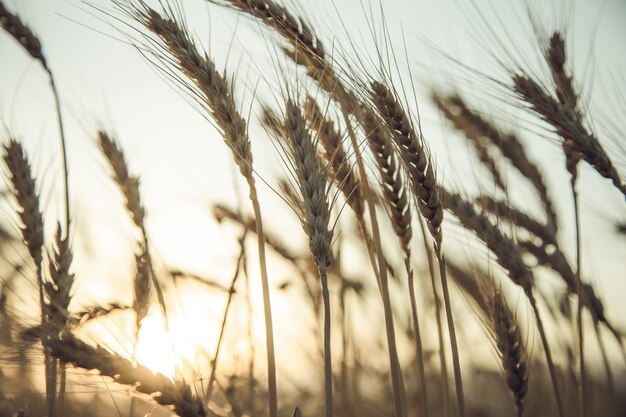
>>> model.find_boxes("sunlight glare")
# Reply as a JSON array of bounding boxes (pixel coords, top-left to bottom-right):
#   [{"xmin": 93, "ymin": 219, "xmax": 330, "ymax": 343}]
[{"xmin": 134, "ymin": 313, "xmax": 198, "ymax": 378}]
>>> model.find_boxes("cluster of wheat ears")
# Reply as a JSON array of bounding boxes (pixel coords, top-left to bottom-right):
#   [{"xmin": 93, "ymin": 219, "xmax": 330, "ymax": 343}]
[{"xmin": 0, "ymin": 0, "xmax": 624, "ymax": 417}]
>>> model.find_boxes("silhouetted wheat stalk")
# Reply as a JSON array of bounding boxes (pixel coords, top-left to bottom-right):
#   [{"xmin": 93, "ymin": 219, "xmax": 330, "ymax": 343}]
[{"xmin": 119, "ymin": 4, "xmax": 279, "ymax": 416}]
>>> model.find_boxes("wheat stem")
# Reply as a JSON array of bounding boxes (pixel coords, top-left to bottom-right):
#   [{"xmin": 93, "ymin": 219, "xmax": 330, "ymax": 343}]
[
  {"xmin": 406, "ymin": 258, "xmax": 429, "ymax": 417},
  {"xmin": 571, "ymin": 177, "xmax": 586, "ymax": 417},
  {"xmin": 249, "ymin": 189, "xmax": 278, "ymax": 417},
  {"xmin": 527, "ymin": 291, "xmax": 566, "ymax": 417},
  {"xmin": 205, "ymin": 231, "xmax": 247, "ymax": 403},
  {"xmin": 436, "ymin": 254, "xmax": 465, "ymax": 417},
  {"xmin": 419, "ymin": 218, "xmax": 449, "ymax": 417},
  {"xmin": 320, "ymin": 267, "xmax": 333, "ymax": 417}
]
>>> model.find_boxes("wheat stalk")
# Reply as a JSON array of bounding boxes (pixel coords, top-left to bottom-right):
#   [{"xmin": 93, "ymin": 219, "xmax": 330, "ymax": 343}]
[
  {"xmin": 275, "ymin": 100, "xmax": 335, "ymax": 417},
  {"xmin": 98, "ymin": 132, "xmax": 155, "ymax": 334},
  {"xmin": 98, "ymin": 129, "xmax": 170, "ymax": 417},
  {"xmin": 123, "ymin": 5, "xmax": 279, "ymax": 414}
]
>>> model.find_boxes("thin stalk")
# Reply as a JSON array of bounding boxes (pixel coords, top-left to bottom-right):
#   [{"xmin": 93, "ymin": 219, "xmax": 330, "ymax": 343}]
[
  {"xmin": 129, "ymin": 344, "xmax": 138, "ymax": 417},
  {"xmin": 342, "ymin": 111, "xmax": 406, "ymax": 417},
  {"xmin": 244, "ymin": 236, "xmax": 256, "ymax": 417},
  {"xmin": 406, "ymin": 259, "xmax": 429, "ymax": 417},
  {"xmin": 249, "ymin": 187, "xmax": 278, "ymax": 417},
  {"xmin": 528, "ymin": 291, "xmax": 566, "ymax": 417},
  {"xmin": 46, "ymin": 75, "xmax": 70, "ymax": 416},
  {"xmin": 46, "ymin": 343, "xmax": 57, "ymax": 417},
  {"xmin": 419, "ymin": 218, "xmax": 449, "ymax": 417},
  {"xmin": 320, "ymin": 267, "xmax": 333, "ymax": 417},
  {"xmin": 436, "ymin": 254, "xmax": 464, "ymax": 417},
  {"xmin": 205, "ymin": 231, "xmax": 247, "ymax": 402},
  {"xmin": 339, "ymin": 280, "xmax": 356, "ymax": 417},
  {"xmin": 571, "ymin": 176, "xmax": 586, "ymax": 417},
  {"xmin": 37, "ymin": 257, "xmax": 55, "ymax": 417},
  {"xmin": 594, "ymin": 322, "xmax": 615, "ymax": 400},
  {"xmin": 46, "ymin": 73, "xmax": 70, "ymax": 234},
  {"xmin": 56, "ymin": 361, "xmax": 66, "ymax": 417}
]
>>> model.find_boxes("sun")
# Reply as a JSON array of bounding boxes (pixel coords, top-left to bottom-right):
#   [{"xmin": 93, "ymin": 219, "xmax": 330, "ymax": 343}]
[
  {"xmin": 134, "ymin": 313, "xmax": 198, "ymax": 378},
  {"xmin": 134, "ymin": 315, "xmax": 176, "ymax": 377}
]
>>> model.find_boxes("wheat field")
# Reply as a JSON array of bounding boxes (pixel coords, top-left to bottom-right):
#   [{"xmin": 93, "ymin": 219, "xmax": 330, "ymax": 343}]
[{"xmin": 0, "ymin": 0, "xmax": 625, "ymax": 417}]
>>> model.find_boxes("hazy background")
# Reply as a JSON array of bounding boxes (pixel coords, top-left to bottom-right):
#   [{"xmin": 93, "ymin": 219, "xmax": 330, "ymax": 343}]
[{"xmin": 1, "ymin": 0, "xmax": 625, "ymax": 386}]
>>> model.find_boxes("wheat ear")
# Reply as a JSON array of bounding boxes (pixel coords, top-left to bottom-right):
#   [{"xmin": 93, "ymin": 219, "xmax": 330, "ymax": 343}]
[
  {"xmin": 3, "ymin": 140, "xmax": 44, "ymax": 274},
  {"xmin": 513, "ymin": 74, "xmax": 625, "ymax": 197},
  {"xmin": 442, "ymin": 190, "xmax": 565, "ymax": 417},
  {"xmin": 46, "ymin": 334, "xmax": 207, "ymax": 417},
  {"xmin": 432, "ymin": 94, "xmax": 505, "ymax": 191},
  {"xmin": 475, "ymin": 196, "xmax": 556, "ymax": 245},
  {"xmin": 303, "ymin": 97, "xmax": 363, "ymax": 217},
  {"xmin": 2, "ymin": 139, "xmax": 57, "ymax": 414},
  {"xmin": 446, "ymin": 262, "xmax": 528, "ymax": 416},
  {"xmin": 45, "ymin": 223, "xmax": 76, "ymax": 415},
  {"xmin": 492, "ymin": 293, "xmax": 529, "ymax": 416},
  {"xmin": 433, "ymin": 93, "xmax": 557, "ymax": 230},
  {"xmin": 303, "ymin": 98, "xmax": 401, "ymax": 289}
]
